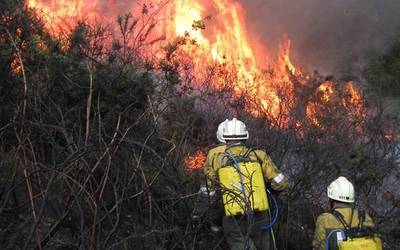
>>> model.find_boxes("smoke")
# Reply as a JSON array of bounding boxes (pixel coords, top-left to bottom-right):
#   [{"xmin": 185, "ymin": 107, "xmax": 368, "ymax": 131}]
[
  {"xmin": 53, "ymin": 0, "xmax": 400, "ymax": 76},
  {"xmin": 238, "ymin": 0, "xmax": 400, "ymax": 76}
]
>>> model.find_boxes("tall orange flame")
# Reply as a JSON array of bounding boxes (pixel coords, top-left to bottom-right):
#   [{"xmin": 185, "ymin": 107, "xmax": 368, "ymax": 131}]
[
  {"xmin": 163, "ymin": 0, "xmax": 300, "ymax": 123},
  {"xmin": 26, "ymin": 4, "xmax": 364, "ymax": 118},
  {"xmin": 25, "ymin": 0, "xmax": 363, "ymax": 122}
]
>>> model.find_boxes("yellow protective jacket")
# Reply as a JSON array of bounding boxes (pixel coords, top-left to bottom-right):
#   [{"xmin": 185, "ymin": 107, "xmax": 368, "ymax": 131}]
[
  {"xmin": 204, "ymin": 143, "xmax": 288, "ymax": 192},
  {"xmin": 312, "ymin": 207, "xmax": 375, "ymax": 250}
]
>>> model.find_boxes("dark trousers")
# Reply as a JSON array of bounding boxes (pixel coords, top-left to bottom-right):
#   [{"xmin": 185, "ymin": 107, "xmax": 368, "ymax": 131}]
[{"xmin": 222, "ymin": 211, "xmax": 273, "ymax": 250}]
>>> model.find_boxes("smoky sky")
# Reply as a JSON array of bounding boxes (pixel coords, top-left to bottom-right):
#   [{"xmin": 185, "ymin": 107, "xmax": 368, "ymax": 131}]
[
  {"xmin": 93, "ymin": 0, "xmax": 400, "ymax": 76},
  {"xmin": 238, "ymin": 0, "xmax": 400, "ymax": 76}
]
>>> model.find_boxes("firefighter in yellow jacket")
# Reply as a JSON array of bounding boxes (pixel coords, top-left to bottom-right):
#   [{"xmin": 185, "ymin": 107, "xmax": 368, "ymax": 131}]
[
  {"xmin": 312, "ymin": 176, "xmax": 376, "ymax": 250},
  {"xmin": 196, "ymin": 118, "xmax": 288, "ymax": 250}
]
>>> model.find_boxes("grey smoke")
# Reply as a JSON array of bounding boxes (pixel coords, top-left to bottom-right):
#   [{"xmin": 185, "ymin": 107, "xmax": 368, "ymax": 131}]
[
  {"xmin": 93, "ymin": 0, "xmax": 400, "ymax": 77},
  {"xmin": 238, "ymin": 0, "xmax": 400, "ymax": 76}
]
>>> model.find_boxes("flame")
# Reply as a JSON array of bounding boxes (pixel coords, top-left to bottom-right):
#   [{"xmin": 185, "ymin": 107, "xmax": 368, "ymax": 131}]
[
  {"xmin": 183, "ymin": 150, "xmax": 207, "ymax": 170},
  {"xmin": 11, "ymin": 55, "xmax": 22, "ymax": 75},
  {"xmin": 318, "ymin": 81, "xmax": 334, "ymax": 103},
  {"xmin": 305, "ymin": 81, "xmax": 335, "ymax": 127},
  {"xmin": 279, "ymin": 38, "xmax": 296, "ymax": 75},
  {"xmin": 26, "ymin": 0, "xmax": 299, "ymax": 122},
  {"xmin": 10, "ymin": 38, "xmax": 28, "ymax": 75},
  {"xmin": 164, "ymin": 0, "xmax": 301, "ymax": 123},
  {"xmin": 166, "ymin": 0, "xmax": 258, "ymax": 77},
  {"xmin": 27, "ymin": 0, "xmax": 93, "ymax": 35},
  {"xmin": 26, "ymin": 0, "xmax": 366, "ymax": 131},
  {"xmin": 305, "ymin": 80, "xmax": 366, "ymax": 131},
  {"xmin": 385, "ymin": 134, "xmax": 393, "ymax": 141},
  {"xmin": 344, "ymin": 81, "xmax": 364, "ymax": 116}
]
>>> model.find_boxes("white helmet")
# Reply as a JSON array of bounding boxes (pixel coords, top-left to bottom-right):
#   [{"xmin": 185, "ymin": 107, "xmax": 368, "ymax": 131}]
[
  {"xmin": 216, "ymin": 121, "xmax": 227, "ymax": 143},
  {"xmin": 219, "ymin": 118, "xmax": 249, "ymax": 141},
  {"xmin": 327, "ymin": 176, "xmax": 355, "ymax": 203}
]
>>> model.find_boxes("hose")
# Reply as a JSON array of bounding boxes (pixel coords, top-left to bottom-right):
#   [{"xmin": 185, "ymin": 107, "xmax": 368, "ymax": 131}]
[
  {"xmin": 325, "ymin": 229, "xmax": 345, "ymax": 250},
  {"xmin": 223, "ymin": 153, "xmax": 252, "ymax": 216},
  {"xmin": 257, "ymin": 189, "xmax": 279, "ymax": 231},
  {"xmin": 222, "ymin": 153, "xmax": 280, "ymax": 231}
]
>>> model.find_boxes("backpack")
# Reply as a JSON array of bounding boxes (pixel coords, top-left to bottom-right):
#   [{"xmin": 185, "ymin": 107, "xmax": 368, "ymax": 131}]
[
  {"xmin": 327, "ymin": 209, "xmax": 382, "ymax": 250},
  {"xmin": 217, "ymin": 149, "xmax": 269, "ymax": 216}
]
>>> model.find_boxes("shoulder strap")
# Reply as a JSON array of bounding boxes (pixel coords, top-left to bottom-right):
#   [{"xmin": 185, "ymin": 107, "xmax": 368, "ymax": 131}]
[
  {"xmin": 220, "ymin": 152, "xmax": 239, "ymax": 169},
  {"xmin": 243, "ymin": 147, "xmax": 253, "ymax": 158},
  {"xmin": 330, "ymin": 210, "xmax": 351, "ymax": 233},
  {"xmin": 244, "ymin": 148, "xmax": 263, "ymax": 165},
  {"xmin": 222, "ymin": 146, "xmax": 251, "ymax": 166}
]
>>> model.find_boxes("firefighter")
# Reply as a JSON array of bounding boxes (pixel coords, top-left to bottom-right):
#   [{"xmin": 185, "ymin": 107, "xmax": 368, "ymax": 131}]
[
  {"xmin": 194, "ymin": 118, "xmax": 288, "ymax": 250},
  {"xmin": 312, "ymin": 176, "xmax": 376, "ymax": 250}
]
